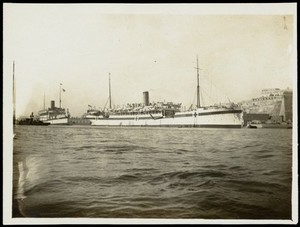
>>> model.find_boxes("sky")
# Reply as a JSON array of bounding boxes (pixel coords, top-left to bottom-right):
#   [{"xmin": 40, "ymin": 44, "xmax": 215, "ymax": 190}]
[{"xmin": 3, "ymin": 3, "xmax": 297, "ymax": 118}]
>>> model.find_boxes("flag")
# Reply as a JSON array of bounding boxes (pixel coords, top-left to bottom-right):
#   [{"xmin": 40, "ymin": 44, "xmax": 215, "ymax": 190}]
[{"xmin": 62, "ymin": 88, "xmax": 66, "ymax": 92}]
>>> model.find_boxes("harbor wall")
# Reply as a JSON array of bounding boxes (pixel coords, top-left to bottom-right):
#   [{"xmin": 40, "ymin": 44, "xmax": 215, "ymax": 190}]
[
  {"xmin": 240, "ymin": 88, "xmax": 292, "ymax": 123},
  {"xmin": 69, "ymin": 117, "xmax": 91, "ymax": 125},
  {"xmin": 243, "ymin": 113, "xmax": 270, "ymax": 125}
]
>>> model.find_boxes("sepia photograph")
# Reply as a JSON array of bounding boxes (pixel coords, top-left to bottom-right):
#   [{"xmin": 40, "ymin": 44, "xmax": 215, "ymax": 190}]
[{"xmin": 3, "ymin": 3, "xmax": 297, "ymax": 225}]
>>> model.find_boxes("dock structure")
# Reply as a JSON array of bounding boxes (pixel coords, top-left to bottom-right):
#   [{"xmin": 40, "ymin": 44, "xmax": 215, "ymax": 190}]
[{"xmin": 240, "ymin": 88, "xmax": 293, "ymax": 124}]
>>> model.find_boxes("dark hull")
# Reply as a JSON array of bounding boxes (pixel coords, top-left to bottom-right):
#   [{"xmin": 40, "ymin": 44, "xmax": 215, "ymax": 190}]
[
  {"xmin": 18, "ymin": 119, "xmax": 50, "ymax": 126},
  {"xmin": 247, "ymin": 125, "xmax": 260, "ymax": 128},
  {"xmin": 69, "ymin": 117, "xmax": 91, "ymax": 125}
]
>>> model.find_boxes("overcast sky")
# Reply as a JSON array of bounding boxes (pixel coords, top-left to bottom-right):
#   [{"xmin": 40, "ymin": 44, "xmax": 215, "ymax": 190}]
[{"xmin": 3, "ymin": 3, "xmax": 297, "ymax": 117}]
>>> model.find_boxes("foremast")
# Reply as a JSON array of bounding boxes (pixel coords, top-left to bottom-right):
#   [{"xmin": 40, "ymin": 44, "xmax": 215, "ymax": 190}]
[
  {"xmin": 196, "ymin": 56, "xmax": 201, "ymax": 108},
  {"xmin": 59, "ymin": 83, "xmax": 62, "ymax": 108},
  {"xmin": 13, "ymin": 61, "xmax": 16, "ymax": 125},
  {"xmin": 109, "ymin": 73, "xmax": 112, "ymax": 109}
]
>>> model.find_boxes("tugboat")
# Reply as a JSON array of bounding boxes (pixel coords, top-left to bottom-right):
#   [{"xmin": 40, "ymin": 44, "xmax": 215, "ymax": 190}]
[{"xmin": 18, "ymin": 112, "xmax": 50, "ymax": 126}]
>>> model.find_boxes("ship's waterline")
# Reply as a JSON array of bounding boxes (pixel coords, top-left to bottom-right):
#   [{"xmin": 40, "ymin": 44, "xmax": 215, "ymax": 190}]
[
  {"xmin": 44, "ymin": 117, "xmax": 70, "ymax": 125},
  {"xmin": 90, "ymin": 108, "xmax": 243, "ymax": 128}
]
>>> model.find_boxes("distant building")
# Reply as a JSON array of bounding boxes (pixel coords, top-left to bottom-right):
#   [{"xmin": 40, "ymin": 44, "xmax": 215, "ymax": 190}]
[
  {"xmin": 282, "ymin": 90, "xmax": 292, "ymax": 122},
  {"xmin": 261, "ymin": 88, "xmax": 283, "ymax": 97},
  {"xmin": 240, "ymin": 88, "xmax": 292, "ymax": 123}
]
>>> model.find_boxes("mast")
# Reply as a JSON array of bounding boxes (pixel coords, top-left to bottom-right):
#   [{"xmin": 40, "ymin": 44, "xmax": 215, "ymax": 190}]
[
  {"xmin": 196, "ymin": 56, "xmax": 201, "ymax": 108},
  {"xmin": 109, "ymin": 73, "xmax": 112, "ymax": 109},
  {"xmin": 43, "ymin": 92, "xmax": 45, "ymax": 110},
  {"xmin": 59, "ymin": 83, "xmax": 62, "ymax": 108},
  {"xmin": 13, "ymin": 61, "xmax": 16, "ymax": 125}
]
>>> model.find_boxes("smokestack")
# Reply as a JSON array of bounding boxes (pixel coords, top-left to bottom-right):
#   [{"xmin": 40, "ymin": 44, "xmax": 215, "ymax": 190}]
[
  {"xmin": 51, "ymin": 100, "xmax": 55, "ymax": 109},
  {"xmin": 143, "ymin": 91, "xmax": 149, "ymax": 106}
]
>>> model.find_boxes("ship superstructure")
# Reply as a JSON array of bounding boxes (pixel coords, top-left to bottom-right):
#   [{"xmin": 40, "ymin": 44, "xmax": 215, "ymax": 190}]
[{"xmin": 39, "ymin": 100, "xmax": 70, "ymax": 125}]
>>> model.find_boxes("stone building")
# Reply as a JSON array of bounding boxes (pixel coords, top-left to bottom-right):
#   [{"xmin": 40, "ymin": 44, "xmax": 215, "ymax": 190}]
[{"xmin": 240, "ymin": 88, "xmax": 293, "ymax": 123}]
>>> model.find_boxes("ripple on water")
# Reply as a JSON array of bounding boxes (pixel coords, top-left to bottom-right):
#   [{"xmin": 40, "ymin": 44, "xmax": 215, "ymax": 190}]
[{"xmin": 12, "ymin": 126, "xmax": 293, "ymax": 219}]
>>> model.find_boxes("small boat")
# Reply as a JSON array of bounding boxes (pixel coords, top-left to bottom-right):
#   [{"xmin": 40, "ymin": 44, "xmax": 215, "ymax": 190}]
[
  {"xmin": 83, "ymin": 106, "xmax": 102, "ymax": 119},
  {"xmin": 247, "ymin": 120, "xmax": 293, "ymax": 129},
  {"xmin": 247, "ymin": 120, "xmax": 263, "ymax": 128}
]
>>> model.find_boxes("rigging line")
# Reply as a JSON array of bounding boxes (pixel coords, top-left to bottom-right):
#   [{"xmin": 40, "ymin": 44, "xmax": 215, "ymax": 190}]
[
  {"xmin": 198, "ymin": 68, "xmax": 223, "ymax": 96},
  {"xmin": 200, "ymin": 89, "xmax": 205, "ymax": 107},
  {"xmin": 187, "ymin": 89, "xmax": 197, "ymax": 111},
  {"xmin": 189, "ymin": 89, "xmax": 197, "ymax": 109},
  {"xmin": 103, "ymin": 97, "xmax": 110, "ymax": 111},
  {"xmin": 203, "ymin": 74, "xmax": 233, "ymax": 103},
  {"xmin": 208, "ymin": 72, "xmax": 212, "ymax": 103},
  {"xmin": 200, "ymin": 85, "xmax": 218, "ymax": 105},
  {"xmin": 196, "ymin": 69, "xmax": 214, "ymax": 104}
]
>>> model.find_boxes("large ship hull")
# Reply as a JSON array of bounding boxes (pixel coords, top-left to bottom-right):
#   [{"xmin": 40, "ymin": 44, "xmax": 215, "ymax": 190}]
[{"xmin": 90, "ymin": 108, "xmax": 243, "ymax": 128}]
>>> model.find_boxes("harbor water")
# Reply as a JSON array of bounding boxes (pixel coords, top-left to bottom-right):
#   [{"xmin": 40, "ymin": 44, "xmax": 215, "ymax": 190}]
[{"xmin": 12, "ymin": 125, "xmax": 293, "ymax": 219}]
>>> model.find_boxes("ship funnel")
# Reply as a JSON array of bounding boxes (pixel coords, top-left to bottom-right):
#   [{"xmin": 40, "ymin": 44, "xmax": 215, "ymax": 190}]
[
  {"xmin": 51, "ymin": 100, "xmax": 55, "ymax": 109},
  {"xmin": 143, "ymin": 91, "xmax": 149, "ymax": 106}
]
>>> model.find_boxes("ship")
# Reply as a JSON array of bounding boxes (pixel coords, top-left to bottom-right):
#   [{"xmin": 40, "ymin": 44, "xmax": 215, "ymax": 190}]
[
  {"xmin": 38, "ymin": 101, "xmax": 70, "ymax": 125},
  {"xmin": 90, "ymin": 58, "xmax": 244, "ymax": 128},
  {"xmin": 17, "ymin": 112, "xmax": 50, "ymax": 126},
  {"xmin": 38, "ymin": 84, "xmax": 71, "ymax": 125}
]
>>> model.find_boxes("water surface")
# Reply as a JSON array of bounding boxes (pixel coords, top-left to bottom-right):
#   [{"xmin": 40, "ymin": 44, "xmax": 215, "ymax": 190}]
[{"xmin": 13, "ymin": 125, "xmax": 293, "ymax": 219}]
